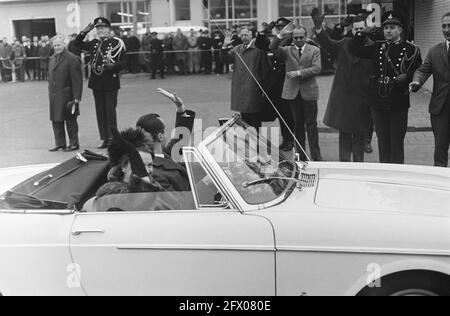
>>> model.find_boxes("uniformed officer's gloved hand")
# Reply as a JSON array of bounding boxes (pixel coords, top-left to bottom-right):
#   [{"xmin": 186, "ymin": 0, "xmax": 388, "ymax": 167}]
[
  {"xmin": 362, "ymin": 26, "xmax": 383, "ymax": 41},
  {"xmin": 340, "ymin": 15, "xmax": 354, "ymax": 28},
  {"xmin": 81, "ymin": 23, "xmax": 95, "ymax": 35},
  {"xmin": 111, "ymin": 128, "xmax": 149, "ymax": 178}
]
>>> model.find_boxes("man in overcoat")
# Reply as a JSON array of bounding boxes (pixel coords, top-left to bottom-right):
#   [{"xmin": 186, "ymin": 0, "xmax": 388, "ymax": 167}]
[
  {"xmin": 314, "ymin": 12, "xmax": 373, "ymax": 162},
  {"xmin": 48, "ymin": 35, "xmax": 83, "ymax": 152}
]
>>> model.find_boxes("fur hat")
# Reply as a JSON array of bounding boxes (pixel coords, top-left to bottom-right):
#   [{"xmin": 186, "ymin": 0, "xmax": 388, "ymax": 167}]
[{"xmin": 107, "ymin": 128, "xmax": 148, "ymax": 166}]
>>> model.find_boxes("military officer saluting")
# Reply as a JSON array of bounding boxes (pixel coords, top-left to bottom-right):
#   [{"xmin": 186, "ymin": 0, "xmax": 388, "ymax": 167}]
[
  {"xmin": 75, "ymin": 17, "xmax": 127, "ymax": 149},
  {"xmin": 350, "ymin": 11, "xmax": 422, "ymax": 164}
]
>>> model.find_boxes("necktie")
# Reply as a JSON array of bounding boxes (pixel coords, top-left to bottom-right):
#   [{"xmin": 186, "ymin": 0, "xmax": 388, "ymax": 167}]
[
  {"xmin": 298, "ymin": 47, "xmax": 302, "ymax": 60},
  {"xmin": 447, "ymin": 44, "xmax": 450, "ymax": 66}
]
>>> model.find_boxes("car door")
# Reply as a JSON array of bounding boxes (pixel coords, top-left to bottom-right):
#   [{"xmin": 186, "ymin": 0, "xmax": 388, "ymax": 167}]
[{"xmin": 69, "ymin": 153, "xmax": 275, "ymax": 296}]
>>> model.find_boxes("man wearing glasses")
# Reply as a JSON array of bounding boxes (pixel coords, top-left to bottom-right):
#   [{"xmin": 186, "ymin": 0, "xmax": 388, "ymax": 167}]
[
  {"xmin": 410, "ymin": 13, "xmax": 450, "ymax": 167},
  {"xmin": 270, "ymin": 24, "xmax": 323, "ymax": 161}
]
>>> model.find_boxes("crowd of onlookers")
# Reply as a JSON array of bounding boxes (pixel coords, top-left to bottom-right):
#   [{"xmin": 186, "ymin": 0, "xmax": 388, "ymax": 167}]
[{"xmin": 0, "ymin": 35, "xmax": 55, "ymax": 82}]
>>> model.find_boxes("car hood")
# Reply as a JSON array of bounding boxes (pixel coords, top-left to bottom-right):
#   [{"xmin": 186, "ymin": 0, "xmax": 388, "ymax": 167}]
[
  {"xmin": 0, "ymin": 164, "xmax": 57, "ymax": 196},
  {"xmin": 312, "ymin": 162, "xmax": 450, "ymax": 217}
]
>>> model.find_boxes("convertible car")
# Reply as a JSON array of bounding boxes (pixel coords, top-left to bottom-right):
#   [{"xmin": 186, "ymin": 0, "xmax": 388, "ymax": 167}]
[{"xmin": 0, "ymin": 116, "xmax": 449, "ymax": 296}]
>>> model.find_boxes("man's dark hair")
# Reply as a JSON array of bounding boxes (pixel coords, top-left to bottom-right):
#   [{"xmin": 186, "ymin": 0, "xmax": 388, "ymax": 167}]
[
  {"xmin": 443, "ymin": 12, "xmax": 450, "ymax": 20},
  {"xmin": 136, "ymin": 113, "xmax": 166, "ymax": 140},
  {"xmin": 108, "ymin": 128, "xmax": 153, "ymax": 165}
]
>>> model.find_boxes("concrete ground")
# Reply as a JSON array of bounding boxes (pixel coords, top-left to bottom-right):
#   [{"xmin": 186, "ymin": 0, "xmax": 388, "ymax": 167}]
[{"xmin": 0, "ymin": 73, "xmax": 442, "ymax": 168}]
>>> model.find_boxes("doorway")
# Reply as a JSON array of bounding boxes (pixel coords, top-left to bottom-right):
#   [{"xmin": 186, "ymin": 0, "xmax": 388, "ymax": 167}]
[{"xmin": 13, "ymin": 18, "xmax": 56, "ymax": 40}]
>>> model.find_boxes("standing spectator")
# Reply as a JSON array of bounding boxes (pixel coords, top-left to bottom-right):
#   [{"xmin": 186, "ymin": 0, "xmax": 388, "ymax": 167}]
[
  {"xmin": 48, "ymin": 35, "xmax": 83, "ymax": 152},
  {"xmin": 172, "ymin": 29, "xmax": 189, "ymax": 75},
  {"xmin": 313, "ymin": 12, "xmax": 373, "ymax": 162},
  {"xmin": 270, "ymin": 24, "xmax": 323, "ymax": 161},
  {"xmin": 75, "ymin": 17, "xmax": 127, "ymax": 149},
  {"xmin": 141, "ymin": 32, "xmax": 152, "ymax": 73},
  {"xmin": 12, "ymin": 40, "xmax": 25, "ymax": 82},
  {"xmin": 198, "ymin": 30, "xmax": 212, "ymax": 75},
  {"xmin": 226, "ymin": 28, "xmax": 271, "ymax": 130},
  {"xmin": 149, "ymin": 32, "xmax": 165, "ymax": 79},
  {"xmin": 128, "ymin": 31, "xmax": 141, "ymax": 74},
  {"xmin": 163, "ymin": 33, "xmax": 175, "ymax": 75},
  {"xmin": 0, "ymin": 38, "xmax": 13, "ymax": 82},
  {"xmin": 39, "ymin": 39, "xmax": 52, "ymax": 81},
  {"xmin": 212, "ymin": 30, "xmax": 225, "ymax": 74},
  {"xmin": 350, "ymin": 12, "xmax": 422, "ymax": 164},
  {"xmin": 410, "ymin": 12, "xmax": 450, "ymax": 167},
  {"xmin": 187, "ymin": 29, "xmax": 200, "ymax": 74},
  {"xmin": 31, "ymin": 37, "xmax": 40, "ymax": 80},
  {"xmin": 23, "ymin": 39, "xmax": 33, "ymax": 80},
  {"xmin": 221, "ymin": 29, "xmax": 233, "ymax": 74}
]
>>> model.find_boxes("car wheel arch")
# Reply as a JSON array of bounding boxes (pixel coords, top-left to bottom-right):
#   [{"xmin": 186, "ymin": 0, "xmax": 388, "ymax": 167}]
[
  {"xmin": 356, "ymin": 270, "xmax": 450, "ymax": 296},
  {"xmin": 345, "ymin": 259, "xmax": 450, "ymax": 296}
]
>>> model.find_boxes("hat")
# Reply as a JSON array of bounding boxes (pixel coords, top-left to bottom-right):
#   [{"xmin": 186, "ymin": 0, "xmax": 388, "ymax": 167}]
[
  {"xmin": 94, "ymin": 17, "xmax": 111, "ymax": 28},
  {"xmin": 381, "ymin": 11, "xmax": 403, "ymax": 28},
  {"xmin": 276, "ymin": 17, "xmax": 292, "ymax": 27}
]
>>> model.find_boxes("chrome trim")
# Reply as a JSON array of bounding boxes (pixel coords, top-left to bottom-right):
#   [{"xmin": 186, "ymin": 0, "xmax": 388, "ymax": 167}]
[
  {"xmin": 116, "ymin": 244, "xmax": 275, "ymax": 252},
  {"xmin": 0, "ymin": 209, "xmax": 74, "ymax": 215},
  {"xmin": 72, "ymin": 229, "xmax": 106, "ymax": 236},
  {"xmin": 276, "ymin": 246, "xmax": 450, "ymax": 257}
]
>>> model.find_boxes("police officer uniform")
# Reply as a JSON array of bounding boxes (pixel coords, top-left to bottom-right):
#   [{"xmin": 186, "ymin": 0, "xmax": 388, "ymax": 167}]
[
  {"xmin": 149, "ymin": 33, "xmax": 165, "ymax": 79},
  {"xmin": 351, "ymin": 12, "xmax": 422, "ymax": 164},
  {"xmin": 75, "ymin": 17, "xmax": 127, "ymax": 148}
]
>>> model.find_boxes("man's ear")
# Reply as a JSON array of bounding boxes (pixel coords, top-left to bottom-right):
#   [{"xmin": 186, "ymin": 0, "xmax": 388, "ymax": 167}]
[{"xmin": 157, "ymin": 132, "xmax": 164, "ymax": 142}]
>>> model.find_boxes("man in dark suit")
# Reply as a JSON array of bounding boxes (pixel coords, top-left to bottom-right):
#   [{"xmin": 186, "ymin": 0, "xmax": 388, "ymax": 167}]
[
  {"xmin": 136, "ymin": 89, "xmax": 196, "ymax": 192},
  {"xmin": 149, "ymin": 32, "xmax": 165, "ymax": 79},
  {"xmin": 410, "ymin": 13, "xmax": 450, "ymax": 167},
  {"xmin": 270, "ymin": 24, "xmax": 323, "ymax": 161},
  {"xmin": 48, "ymin": 35, "xmax": 83, "ymax": 152},
  {"xmin": 74, "ymin": 17, "xmax": 127, "ymax": 149},
  {"xmin": 314, "ymin": 12, "xmax": 373, "ymax": 162}
]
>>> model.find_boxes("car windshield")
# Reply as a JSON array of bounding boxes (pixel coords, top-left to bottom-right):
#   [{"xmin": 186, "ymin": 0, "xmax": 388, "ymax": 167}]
[{"xmin": 205, "ymin": 118, "xmax": 298, "ymax": 206}]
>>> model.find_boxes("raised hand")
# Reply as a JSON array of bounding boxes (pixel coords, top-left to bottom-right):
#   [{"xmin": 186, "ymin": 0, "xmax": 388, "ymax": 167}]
[
  {"xmin": 82, "ymin": 23, "xmax": 95, "ymax": 34},
  {"xmin": 278, "ymin": 22, "xmax": 295, "ymax": 38},
  {"xmin": 157, "ymin": 88, "xmax": 185, "ymax": 113}
]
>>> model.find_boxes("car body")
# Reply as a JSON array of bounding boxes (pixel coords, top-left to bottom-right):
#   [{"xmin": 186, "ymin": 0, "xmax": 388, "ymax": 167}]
[{"xmin": 0, "ymin": 116, "xmax": 449, "ymax": 296}]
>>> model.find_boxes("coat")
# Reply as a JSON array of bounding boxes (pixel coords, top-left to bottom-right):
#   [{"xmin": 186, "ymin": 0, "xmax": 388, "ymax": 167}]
[
  {"xmin": 413, "ymin": 42, "xmax": 450, "ymax": 115},
  {"xmin": 270, "ymin": 38, "xmax": 322, "ymax": 101},
  {"xmin": 39, "ymin": 45, "xmax": 52, "ymax": 69},
  {"xmin": 48, "ymin": 50, "xmax": 83, "ymax": 122},
  {"xmin": 172, "ymin": 34, "xmax": 189, "ymax": 60},
  {"xmin": 230, "ymin": 41, "xmax": 271, "ymax": 114},
  {"xmin": 316, "ymin": 31, "xmax": 373, "ymax": 135}
]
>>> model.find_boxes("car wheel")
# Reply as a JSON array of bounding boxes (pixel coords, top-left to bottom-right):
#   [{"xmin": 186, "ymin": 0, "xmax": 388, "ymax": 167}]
[{"xmin": 358, "ymin": 271, "xmax": 450, "ymax": 296}]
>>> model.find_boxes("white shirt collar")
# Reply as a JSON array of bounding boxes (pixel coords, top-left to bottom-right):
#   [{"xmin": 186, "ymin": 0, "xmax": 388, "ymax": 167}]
[
  {"xmin": 295, "ymin": 43, "xmax": 306, "ymax": 53},
  {"xmin": 446, "ymin": 40, "xmax": 450, "ymax": 50},
  {"xmin": 155, "ymin": 153, "xmax": 165, "ymax": 159}
]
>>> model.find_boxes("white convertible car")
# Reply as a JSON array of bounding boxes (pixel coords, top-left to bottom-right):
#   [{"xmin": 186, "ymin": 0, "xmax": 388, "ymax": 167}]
[{"xmin": 0, "ymin": 116, "xmax": 449, "ymax": 296}]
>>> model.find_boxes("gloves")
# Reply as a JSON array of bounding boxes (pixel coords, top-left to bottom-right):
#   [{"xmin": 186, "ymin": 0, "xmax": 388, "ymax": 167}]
[
  {"xmin": 340, "ymin": 15, "xmax": 354, "ymax": 28},
  {"xmin": 111, "ymin": 128, "xmax": 149, "ymax": 178},
  {"xmin": 81, "ymin": 23, "xmax": 95, "ymax": 35}
]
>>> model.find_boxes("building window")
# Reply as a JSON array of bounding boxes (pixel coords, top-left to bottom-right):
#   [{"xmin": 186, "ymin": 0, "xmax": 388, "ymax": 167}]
[
  {"xmin": 206, "ymin": 0, "xmax": 257, "ymax": 30},
  {"xmin": 101, "ymin": 1, "xmax": 151, "ymax": 31},
  {"xmin": 175, "ymin": 0, "xmax": 191, "ymax": 21}
]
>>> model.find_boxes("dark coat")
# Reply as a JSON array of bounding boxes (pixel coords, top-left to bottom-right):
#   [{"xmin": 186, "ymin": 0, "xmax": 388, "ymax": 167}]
[
  {"xmin": 74, "ymin": 33, "xmax": 127, "ymax": 91},
  {"xmin": 152, "ymin": 155, "xmax": 191, "ymax": 192},
  {"xmin": 230, "ymin": 42, "xmax": 271, "ymax": 114},
  {"xmin": 48, "ymin": 50, "xmax": 83, "ymax": 122},
  {"xmin": 413, "ymin": 42, "xmax": 450, "ymax": 115},
  {"xmin": 317, "ymin": 31, "xmax": 373, "ymax": 135},
  {"xmin": 39, "ymin": 45, "xmax": 52, "ymax": 69}
]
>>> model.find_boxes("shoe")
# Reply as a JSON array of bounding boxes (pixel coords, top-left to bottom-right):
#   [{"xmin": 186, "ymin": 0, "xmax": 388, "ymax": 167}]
[
  {"xmin": 364, "ymin": 143, "xmax": 373, "ymax": 154},
  {"xmin": 97, "ymin": 141, "xmax": 108, "ymax": 149},
  {"xmin": 63, "ymin": 145, "xmax": 80, "ymax": 152},
  {"xmin": 49, "ymin": 145, "xmax": 66, "ymax": 152}
]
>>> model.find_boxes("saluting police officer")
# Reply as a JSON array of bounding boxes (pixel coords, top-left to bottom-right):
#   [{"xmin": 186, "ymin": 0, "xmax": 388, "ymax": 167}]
[
  {"xmin": 75, "ymin": 17, "xmax": 127, "ymax": 149},
  {"xmin": 350, "ymin": 12, "xmax": 422, "ymax": 164}
]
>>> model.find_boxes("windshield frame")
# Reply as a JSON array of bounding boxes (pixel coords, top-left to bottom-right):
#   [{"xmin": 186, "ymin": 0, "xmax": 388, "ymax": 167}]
[{"xmin": 195, "ymin": 115, "xmax": 299, "ymax": 211}]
